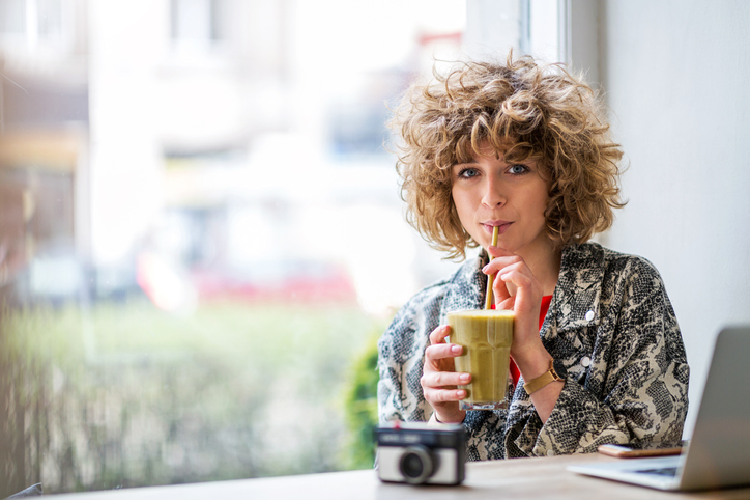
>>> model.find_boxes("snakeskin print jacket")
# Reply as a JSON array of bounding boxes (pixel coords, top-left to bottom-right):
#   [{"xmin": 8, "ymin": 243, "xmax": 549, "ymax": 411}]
[{"xmin": 377, "ymin": 242, "xmax": 690, "ymax": 460}]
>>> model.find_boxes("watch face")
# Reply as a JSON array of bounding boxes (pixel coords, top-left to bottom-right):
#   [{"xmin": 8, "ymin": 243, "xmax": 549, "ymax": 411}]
[{"xmin": 552, "ymin": 359, "xmax": 568, "ymax": 379}]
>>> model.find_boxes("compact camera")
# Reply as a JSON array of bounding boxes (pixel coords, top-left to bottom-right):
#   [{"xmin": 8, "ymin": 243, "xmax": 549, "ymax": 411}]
[{"xmin": 375, "ymin": 421, "xmax": 466, "ymax": 485}]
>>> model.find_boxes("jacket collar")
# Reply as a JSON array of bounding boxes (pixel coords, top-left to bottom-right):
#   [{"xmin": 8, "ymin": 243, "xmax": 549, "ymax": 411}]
[
  {"xmin": 438, "ymin": 252, "xmax": 486, "ymax": 321},
  {"xmin": 549, "ymin": 242, "xmax": 606, "ymax": 333}
]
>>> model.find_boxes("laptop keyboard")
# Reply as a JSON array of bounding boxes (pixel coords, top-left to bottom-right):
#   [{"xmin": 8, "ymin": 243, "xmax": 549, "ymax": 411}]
[{"xmin": 637, "ymin": 467, "xmax": 678, "ymax": 477}]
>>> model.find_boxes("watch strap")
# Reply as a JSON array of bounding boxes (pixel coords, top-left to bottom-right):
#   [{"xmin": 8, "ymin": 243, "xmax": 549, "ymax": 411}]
[{"xmin": 523, "ymin": 358, "xmax": 563, "ymax": 395}]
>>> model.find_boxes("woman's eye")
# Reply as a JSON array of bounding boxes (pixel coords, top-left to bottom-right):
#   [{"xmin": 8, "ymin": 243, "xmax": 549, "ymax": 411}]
[
  {"xmin": 458, "ymin": 167, "xmax": 480, "ymax": 178},
  {"xmin": 508, "ymin": 164, "xmax": 529, "ymax": 175}
]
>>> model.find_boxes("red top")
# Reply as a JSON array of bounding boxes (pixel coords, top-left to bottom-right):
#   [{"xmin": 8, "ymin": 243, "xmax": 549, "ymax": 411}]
[{"xmin": 494, "ymin": 295, "xmax": 553, "ymax": 388}]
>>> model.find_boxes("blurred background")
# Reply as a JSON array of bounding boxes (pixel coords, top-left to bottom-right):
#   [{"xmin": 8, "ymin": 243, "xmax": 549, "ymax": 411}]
[
  {"xmin": 3, "ymin": 0, "xmax": 750, "ymax": 496},
  {"xmin": 0, "ymin": 0, "xmax": 515, "ymax": 495}
]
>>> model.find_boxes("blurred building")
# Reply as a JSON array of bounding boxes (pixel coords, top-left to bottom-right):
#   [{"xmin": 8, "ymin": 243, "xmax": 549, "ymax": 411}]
[
  {"xmin": 0, "ymin": 0, "xmax": 89, "ymax": 304},
  {"xmin": 0, "ymin": 0, "xmax": 467, "ymax": 313}
]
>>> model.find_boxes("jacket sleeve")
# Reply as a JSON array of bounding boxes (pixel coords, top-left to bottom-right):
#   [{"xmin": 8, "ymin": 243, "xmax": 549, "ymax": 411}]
[{"xmin": 505, "ymin": 257, "xmax": 690, "ymax": 457}]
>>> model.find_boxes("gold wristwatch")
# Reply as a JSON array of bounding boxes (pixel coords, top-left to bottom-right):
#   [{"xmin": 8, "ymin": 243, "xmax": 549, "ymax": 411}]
[{"xmin": 523, "ymin": 358, "xmax": 567, "ymax": 395}]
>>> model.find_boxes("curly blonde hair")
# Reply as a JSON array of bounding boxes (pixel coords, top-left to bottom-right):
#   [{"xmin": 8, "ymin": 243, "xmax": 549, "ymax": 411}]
[{"xmin": 390, "ymin": 53, "xmax": 625, "ymax": 260}]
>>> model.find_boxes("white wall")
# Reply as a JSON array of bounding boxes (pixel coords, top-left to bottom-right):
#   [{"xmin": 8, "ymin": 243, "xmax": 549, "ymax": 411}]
[
  {"xmin": 597, "ymin": 0, "xmax": 750, "ymax": 435},
  {"xmin": 469, "ymin": 0, "xmax": 750, "ymax": 437}
]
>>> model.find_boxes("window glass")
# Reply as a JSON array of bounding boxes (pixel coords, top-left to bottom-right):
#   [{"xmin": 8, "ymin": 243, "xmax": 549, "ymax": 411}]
[
  {"xmin": 171, "ymin": 0, "xmax": 224, "ymax": 44},
  {"xmin": 0, "ymin": 0, "xmax": 479, "ymax": 495},
  {"xmin": 0, "ymin": 0, "xmax": 27, "ymax": 34},
  {"xmin": 528, "ymin": 0, "xmax": 561, "ymax": 62}
]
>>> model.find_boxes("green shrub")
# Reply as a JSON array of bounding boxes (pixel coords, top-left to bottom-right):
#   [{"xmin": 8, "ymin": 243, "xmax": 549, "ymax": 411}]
[
  {"xmin": 342, "ymin": 329, "xmax": 380, "ymax": 470},
  {"xmin": 1, "ymin": 299, "xmax": 388, "ymax": 493}
]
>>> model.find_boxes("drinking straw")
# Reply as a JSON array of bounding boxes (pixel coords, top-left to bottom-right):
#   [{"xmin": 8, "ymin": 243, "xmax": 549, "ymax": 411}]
[{"xmin": 484, "ymin": 225, "xmax": 499, "ymax": 310}]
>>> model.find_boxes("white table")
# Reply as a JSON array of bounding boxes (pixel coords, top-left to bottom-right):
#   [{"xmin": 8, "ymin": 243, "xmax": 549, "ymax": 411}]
[{"xmin": 53, "ymin": 453, "xmax": 750, "ymax": 500}]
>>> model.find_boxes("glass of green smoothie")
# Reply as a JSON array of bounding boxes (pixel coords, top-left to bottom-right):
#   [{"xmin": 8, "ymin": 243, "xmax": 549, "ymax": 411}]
[{"xmin": 447, "ymin": 309, "xmax": 514, "ymax": 411}]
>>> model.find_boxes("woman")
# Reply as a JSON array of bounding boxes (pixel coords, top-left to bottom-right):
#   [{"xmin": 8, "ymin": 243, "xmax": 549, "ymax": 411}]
[{"xmin": 377, "ymin": 54, "xmax": 689, "ymax": 461}]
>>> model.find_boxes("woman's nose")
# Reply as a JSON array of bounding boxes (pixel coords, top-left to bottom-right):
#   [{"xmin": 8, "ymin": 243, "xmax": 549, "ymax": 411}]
[{"xmin": 481, "ymin": 178, "xmax": 506, "ymax": 207}]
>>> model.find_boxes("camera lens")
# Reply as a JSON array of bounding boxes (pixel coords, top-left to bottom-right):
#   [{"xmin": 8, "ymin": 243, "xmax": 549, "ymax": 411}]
[{"xmin": 398, "ymin": 445, "xmax": 434, "ymax": 484}]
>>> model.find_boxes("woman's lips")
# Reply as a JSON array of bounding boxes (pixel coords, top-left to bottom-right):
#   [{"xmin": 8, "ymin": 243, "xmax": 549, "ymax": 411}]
[{"xmin": 483, "ymin": 221, "xmax": 512, "ymax": 235}]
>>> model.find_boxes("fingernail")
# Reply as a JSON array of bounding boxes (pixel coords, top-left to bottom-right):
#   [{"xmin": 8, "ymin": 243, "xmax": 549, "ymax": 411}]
[
  {"xmin": 459, "ymin": 373, "xmax": 470, "ymax": 383},
  {"xmin": 482, "ymin": 265, "xmax": 489, "ymax": 273},
  {"xmin": 457, "ymin": 390, "xmax": 465, "ymax": 398},
  {"xmin": 451, "ymin": 344, "xmax": 462, "ymax": 354}
]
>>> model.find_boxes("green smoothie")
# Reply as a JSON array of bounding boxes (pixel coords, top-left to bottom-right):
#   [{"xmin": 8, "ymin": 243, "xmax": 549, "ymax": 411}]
[{"xmin": 447, "ymin": 309, "xmax": 514, "ymax": 410}]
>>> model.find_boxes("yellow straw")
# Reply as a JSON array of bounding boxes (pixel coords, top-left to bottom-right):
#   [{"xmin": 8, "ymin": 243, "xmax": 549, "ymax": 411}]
[{"xmin": 484, "ymin": 225, "xmax": 499, "ymax": 310}]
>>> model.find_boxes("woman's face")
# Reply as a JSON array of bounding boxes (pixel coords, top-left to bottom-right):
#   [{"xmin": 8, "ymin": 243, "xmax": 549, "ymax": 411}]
[{"xmin": 451, "ymin": 146, "xmax": 550, "ymax": 259}]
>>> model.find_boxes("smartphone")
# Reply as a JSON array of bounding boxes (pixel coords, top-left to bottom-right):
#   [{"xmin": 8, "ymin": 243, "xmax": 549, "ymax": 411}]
[{"xmin": 597, "ymin": 442, "xmax": 685, "ymax": 459}]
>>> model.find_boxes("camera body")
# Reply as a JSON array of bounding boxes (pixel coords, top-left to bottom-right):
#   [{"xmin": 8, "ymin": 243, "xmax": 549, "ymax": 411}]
[{"xmin": 375, "ymin": 421, "xmax": 466, "ymax": 485}]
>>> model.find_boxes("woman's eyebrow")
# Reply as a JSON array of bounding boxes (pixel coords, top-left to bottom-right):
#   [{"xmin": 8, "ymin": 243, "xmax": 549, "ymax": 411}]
[{"xmin": 454, "ymin": 160, "xmax": 480, "ymax": 167}]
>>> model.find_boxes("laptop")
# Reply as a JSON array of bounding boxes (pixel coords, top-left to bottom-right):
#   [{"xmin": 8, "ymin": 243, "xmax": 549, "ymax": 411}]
[{"xmin": 568, "ymin": 326, "xmax": 750, "ymax": 491}]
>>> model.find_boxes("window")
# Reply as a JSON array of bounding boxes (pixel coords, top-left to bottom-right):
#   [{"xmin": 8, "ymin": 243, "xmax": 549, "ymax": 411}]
[
  {"xmin": 170, "ymin": 0, "xmax": 224, "ymax": 48},
  {"xmin": 0, "ymin": 0, "xmax": 67, "ymax": 53},
  {"xmin": 1, "ymin": 1, "xmax": 474, "ymax": 495}
]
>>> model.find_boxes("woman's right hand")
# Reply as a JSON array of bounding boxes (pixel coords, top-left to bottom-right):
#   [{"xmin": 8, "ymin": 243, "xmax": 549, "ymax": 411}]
[{"xmin": 421, "ymin": 325, "xmax": 469, "ymax": 423}]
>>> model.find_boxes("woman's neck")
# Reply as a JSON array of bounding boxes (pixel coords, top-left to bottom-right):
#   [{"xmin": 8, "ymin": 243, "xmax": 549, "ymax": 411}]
[{"xmin": 516, "ymin": 239, "xmax": 561, "ymax": 296}]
